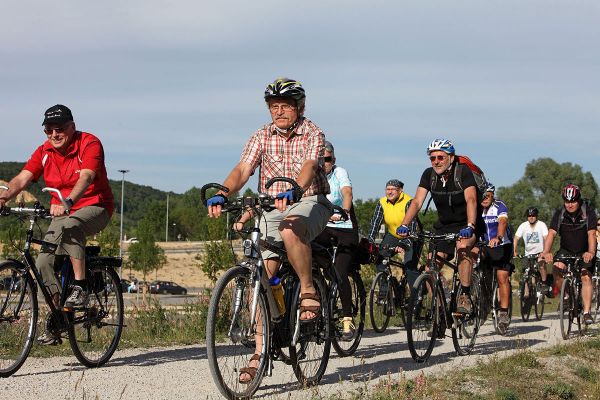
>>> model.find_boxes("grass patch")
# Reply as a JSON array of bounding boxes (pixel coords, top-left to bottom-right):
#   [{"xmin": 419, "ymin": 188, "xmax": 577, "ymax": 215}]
[
  {"xmin": 542, "ymin": 382, "xmax": 575, "ymax": 399},
  {"xmin": 367, "ymin": 334, "xmax": 600, "ymax": 400}
]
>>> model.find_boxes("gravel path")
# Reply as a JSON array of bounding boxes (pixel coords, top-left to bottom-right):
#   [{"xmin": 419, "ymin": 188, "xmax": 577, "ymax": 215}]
[{"xmin": 2, "ymin": 311, "xmax": 594, "ymax": 399}]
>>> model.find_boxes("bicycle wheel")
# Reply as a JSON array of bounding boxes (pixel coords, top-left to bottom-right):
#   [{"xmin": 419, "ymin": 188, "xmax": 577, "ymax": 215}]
[
  {"xmin": 519, "ymin": 276, "xmax": 532, "ymax": 322},
  {"xmin": 332, "ymin": 270, "xmax": 366, "ymax": 357},
  {"xmin": 0, "ymin": 261, "xmax": 38, "ymax": 377},
  {"xmin": 452, "ymin": 272, "xmax": 481, "ymax": 356},
  {"xmin": 593, "ymin": 278, "xmax": 600, "ymax": 323},
  {"xmin": 559, "ymin": 278, "xmax": 574, "ymax": 340},
  {"xmin": 369, "ymin": 272, "xmax": 392, "ymax": 333},
  {"xmin": 290, "ymin": 273, "xmax": 331, "ymax": 387},
  {"xmin": 533, "ymin": 274, "xmax": 545, "ymax": 320},
  {"xmin": 206, "ymin": 266, "xmax": 270, "ymax": 399},
  {"xmin": 68, "ymin": 265, "xmax": 124, "ymax": 368},
  {"xmin": 406, "ymin": 273, "xmax": 438, "ymax": 363}
]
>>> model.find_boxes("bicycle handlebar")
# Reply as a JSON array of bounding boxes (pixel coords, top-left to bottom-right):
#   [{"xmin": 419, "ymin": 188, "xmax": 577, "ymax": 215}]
[
  {"xmin": 42, "ymin": 187, "xmax": 71, "ymax": 213},
  {"xmin": 201, "ymin": 177, "xmax": 305, "ymax": 211},
  {"xmin": 409, "ymin": 231, "xmax": 460, "ymax": 242},
  {"xmin": 0, "ymin": 186, "xmax": 71, "ymax": 218}
]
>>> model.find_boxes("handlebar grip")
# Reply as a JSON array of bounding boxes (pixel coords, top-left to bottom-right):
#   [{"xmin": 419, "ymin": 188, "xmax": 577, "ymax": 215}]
[
  {"xmin": 42, "ymin": 187, "xmax": 71, "ymax": 213},
  {"xmin": 200, "ymin": 183, "xmax": 230, "ymax": 205},
  {"xmin": 264, "ymin": 177, "xmax": 303, "ymax": 203},
  {"xmin": 331, "ymin": 205, "xmax": 349, "ymax": 221}
]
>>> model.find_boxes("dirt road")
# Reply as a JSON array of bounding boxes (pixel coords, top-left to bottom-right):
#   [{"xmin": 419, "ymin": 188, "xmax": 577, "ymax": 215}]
[{"xmin": 2, "ymin": 311, "xmax": 590, "ymax": 399}]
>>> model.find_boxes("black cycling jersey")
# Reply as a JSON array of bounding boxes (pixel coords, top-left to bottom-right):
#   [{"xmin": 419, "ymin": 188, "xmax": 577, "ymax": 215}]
[
  {"xmin": 419, "ymin": 164, "xmax": 477, "ymax": 229},
  {"xmin": 550, "ymin": 206, "xmax": 596, "ymax": 254}
]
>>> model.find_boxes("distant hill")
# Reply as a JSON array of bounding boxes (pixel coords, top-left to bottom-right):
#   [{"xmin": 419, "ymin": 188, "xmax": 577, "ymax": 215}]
[{"xmin": 0, "ymin": 161, "xmax": 178, "ymax": 230}]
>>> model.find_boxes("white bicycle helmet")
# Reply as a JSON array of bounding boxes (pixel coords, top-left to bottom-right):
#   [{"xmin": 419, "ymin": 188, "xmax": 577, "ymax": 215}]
[{"xmin": 426, "ymin": 138, "xmax": 455, "ymax": 155}]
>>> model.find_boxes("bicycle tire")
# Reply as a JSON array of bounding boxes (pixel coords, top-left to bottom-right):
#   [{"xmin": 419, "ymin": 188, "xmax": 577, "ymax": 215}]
[
  {"xmin": 332, "ymin": 270, "xmax": 366, "ymax": 357},
  {"xmin": 0, "ymin": 261, "xmax": 38, "ymax": 378},
  {"xmin": 68, "ymin": 265, "xmax": 124, "ymax": 368},
  {"xmin": 593, "ymin": 278, "xmax": 600, "ymax": 323},
  {"xmin": 206, "ymin": 266, "xmax": 270, "ymax": 399},
  {"xmin": 519, "ymin": 276, "xmax": 532, "ymax": 322},
  {"xmin": 369, "ymin": 272, "xmax": 392, "ymax": 333},
  {"xmin": 559, "ymin": 278, "xmax": 574, "ymax": 340},
  {"xmin": 452, "ymin": 271, "xmax": 481, "ymax": 356},
  {"xmin": 533, "ymin": 274, "xmax": 545, "ymax": 321},
  {"xmin": 406, "ymin": 273, "xmax": 438, "ymax": 363},
  {"xmin": 290, "ymin": 273, "xmax": 331, "ymax": 387}
]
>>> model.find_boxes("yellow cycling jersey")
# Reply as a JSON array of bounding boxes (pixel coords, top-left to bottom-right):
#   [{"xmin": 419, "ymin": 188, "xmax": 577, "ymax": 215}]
[{"xmin": 380, "ymin": 193, "xmax": 412, "ymax": 239}]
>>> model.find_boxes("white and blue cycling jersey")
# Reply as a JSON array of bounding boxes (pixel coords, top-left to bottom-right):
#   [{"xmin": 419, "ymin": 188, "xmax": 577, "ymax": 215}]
[
  {"xmin": 482, "ymin": 200, "xmax": 512, "ymax": 244},
  {"xmin": 326, "ymin": 165, "xmax": 353, "ymax": 230}
]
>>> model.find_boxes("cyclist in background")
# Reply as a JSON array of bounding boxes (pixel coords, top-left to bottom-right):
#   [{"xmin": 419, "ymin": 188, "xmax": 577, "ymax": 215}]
[
  {"xmin": 314, "ymin": 141, "xmax": 358, "ymax": 341},
  {"xmin": 367, "ymin": 179, "xmax": 420, "ymax": 289},
  {"xmin": 0, "ymin": 104, "xmax": 114, "ymax": 344},
  {"xmin": 513, "ymin": 207, "xmax": 551, "ymax": 296},
  {"xmin": 398, "ymin": 139, "xmax": 482, "ymax": 315},
  {"xmin": 205, "ymin": 78, "xmax": 332, "ymax": 383},
  {"xmin": 479, "ymin": 183, "xmax": 513, "ymax": 332},
  {"xmin": 541, "ymin": 184, "xmax": 597, "ymax": 325}
]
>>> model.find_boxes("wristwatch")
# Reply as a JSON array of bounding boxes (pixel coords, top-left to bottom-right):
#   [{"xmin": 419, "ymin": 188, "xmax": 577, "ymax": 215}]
[{"xmin": 65, "ymin": 198, "xmax": 74, "ymax": 208}]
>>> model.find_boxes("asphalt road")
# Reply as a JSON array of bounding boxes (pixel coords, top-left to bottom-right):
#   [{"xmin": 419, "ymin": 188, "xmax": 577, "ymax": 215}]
[{"xmin": 2, "ymin": 310, "xmax": 596, "ymax": 399}]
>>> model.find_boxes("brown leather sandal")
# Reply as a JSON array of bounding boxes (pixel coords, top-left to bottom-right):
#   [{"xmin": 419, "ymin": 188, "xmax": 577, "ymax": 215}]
[
  {"xmin": 238, "ymin": 353, "xmax": 261, "ymax": 384},
  {"xmin": 299, "ymin": 292, "xmax": 321, "ymax": 323}
]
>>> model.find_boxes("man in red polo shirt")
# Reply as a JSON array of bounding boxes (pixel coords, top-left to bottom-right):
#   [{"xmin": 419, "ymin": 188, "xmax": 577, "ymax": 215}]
[{"xmin": 0, "ymin": 104, "xmax": 114, "ymax": 344}]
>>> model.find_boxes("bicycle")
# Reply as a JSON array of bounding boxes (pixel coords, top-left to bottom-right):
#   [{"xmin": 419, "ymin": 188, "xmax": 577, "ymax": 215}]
[
  {"xmin": 313, "ymin": 233, "xmax": 366, "ymax": 357},
  {"xmin": 406, "ymin": 232, "xmax": 482, "ymax": 363},
  {"xmin": 203, "ymin": 178, "xmax": 332, "ymax": 399},
  {"xmin": 556, "ymin": 255, "xmax": 585, "ymax": 340},
  {"xmin": 368, "ymin": 244, "xmax": 412, "ymax": 333},
  {"xmin": 0, "ymin": 186, "xmax": 124, "ymax": 377},
  {"xmin": 592, "ymin": 260, "xmax": 600, "ymax": 322},
  {"xmin": 517, "ymin": 253, "xmax": 545, "ymax": 322}
]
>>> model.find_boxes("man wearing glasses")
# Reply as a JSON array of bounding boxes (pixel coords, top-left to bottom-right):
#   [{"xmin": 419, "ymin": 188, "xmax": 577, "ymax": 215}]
[
  {"xmin": 205, "ymin": 78, "xmax": 332, "ymax": 383},
  {"xmin": 0, "ymin": 104, "xmax": 114, "ymax": 344},
  {"xmin": 541, "ymin": 184, "xmax": 597, "ymax": 325},
  {"xmin": 367, "ymin": 179, "xmax": 420, "ymax": 290},
  {"xmin": 398, "ymin": 138, "xmax": 482, "ymax": 315}
]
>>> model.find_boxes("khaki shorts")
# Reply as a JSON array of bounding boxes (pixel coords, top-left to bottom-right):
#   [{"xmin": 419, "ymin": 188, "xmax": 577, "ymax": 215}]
[
  {"xmin": 36, "ymin": 206, "xmax": 111, "ymax": 295},
  {"xmin": 259, "ymin": 194, "xmax": 333, "ymax": 260}
]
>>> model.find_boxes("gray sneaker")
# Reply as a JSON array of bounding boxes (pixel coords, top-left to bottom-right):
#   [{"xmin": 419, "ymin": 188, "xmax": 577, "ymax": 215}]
[
  {"xmin": 64, "ymin": 285, "xmax": 89, "ymax": 308},
  {"xmin": 583, "ymin": 313, "xmax": 594, "ymax": 325},
  {"xmin": 498, "ymin": 311, "xmax": 510, "ymax": 335},
  {"xmin": 456, "ymin": 294, "xmax": 472, "ymax": 315},
  {"xmin": 37, "ymin": 331, "xmax": 62, "ymax": 346}
]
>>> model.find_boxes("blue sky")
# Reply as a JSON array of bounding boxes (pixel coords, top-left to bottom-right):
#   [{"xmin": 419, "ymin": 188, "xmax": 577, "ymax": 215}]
[{"xmin": 1, "ymin": 1, "xmax": 599, "ymax": 200}]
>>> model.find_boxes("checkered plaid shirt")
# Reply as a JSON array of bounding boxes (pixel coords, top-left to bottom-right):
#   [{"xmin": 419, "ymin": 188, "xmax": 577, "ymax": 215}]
[{"xmin": 240, "ymin": 117, "xmax": 330, "ymax": 197}]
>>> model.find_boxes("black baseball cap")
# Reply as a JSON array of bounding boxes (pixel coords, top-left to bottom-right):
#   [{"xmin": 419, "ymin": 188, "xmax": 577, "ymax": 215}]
[{"xmin": 42, "ymin": 104, "xmax": 73, "ymax": 125}]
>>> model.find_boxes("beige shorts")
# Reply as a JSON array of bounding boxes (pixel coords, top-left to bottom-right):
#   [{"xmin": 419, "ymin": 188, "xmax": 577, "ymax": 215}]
[
  {"xmin": 36, "ymin": 206, "xmax": 111, "ymax": 295},
  {"xmin": 259, "ymin": 194, "xmax": 333, "ymax": 260}
]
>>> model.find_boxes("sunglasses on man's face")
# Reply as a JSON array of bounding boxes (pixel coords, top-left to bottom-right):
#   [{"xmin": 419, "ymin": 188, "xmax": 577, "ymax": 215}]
[
  {"xmin": 43, "ymin": 124, "xmax": 69, "ymax": 134},
  {"xmin": 429, "ymin": 155, "xmax": 447, "ymax": 162},
  {"xmin": 324, "ymin": 156, "xmax": 333, "ymax": 162}
]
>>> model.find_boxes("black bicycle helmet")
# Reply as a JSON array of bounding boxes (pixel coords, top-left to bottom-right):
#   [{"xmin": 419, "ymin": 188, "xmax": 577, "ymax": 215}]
[
  {"xmin": 526, "ymin": 207, "xmax": 539, "ymax": 217},
  {"xmin": 264, "ymin": 78, "xmax": 306, "ymax": 104}
]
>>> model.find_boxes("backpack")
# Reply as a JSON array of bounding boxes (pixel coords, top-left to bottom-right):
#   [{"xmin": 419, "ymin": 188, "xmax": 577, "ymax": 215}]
[
  {"xmin": 556, "ymin": 199, "xmax": 590, "ymax": 233},
  {"xmin": 423, "ymin": 155, "xmax": 488, "ymax": 215}
]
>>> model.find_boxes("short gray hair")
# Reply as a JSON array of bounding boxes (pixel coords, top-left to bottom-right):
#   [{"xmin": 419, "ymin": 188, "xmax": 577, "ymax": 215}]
[{"xmin": 324, "ymin": 141, "xmax": 334, "ymax": 153}]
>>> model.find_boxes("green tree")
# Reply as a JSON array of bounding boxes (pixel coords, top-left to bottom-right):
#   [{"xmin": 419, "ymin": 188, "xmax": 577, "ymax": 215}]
[
  {"xmin": 95, "ymin": 217, "xmax": 120, "ymax": 257},
  {"xmin": 127, "ymin": 218, "xmax": 166, "ymax": 283},
  {"xmin": 197, "ymin": 214, "xmax": 236, "ymax": 284},
  {"xmin": 497, "ymin": 158, "xmax": 599, "ymax": 230}
]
